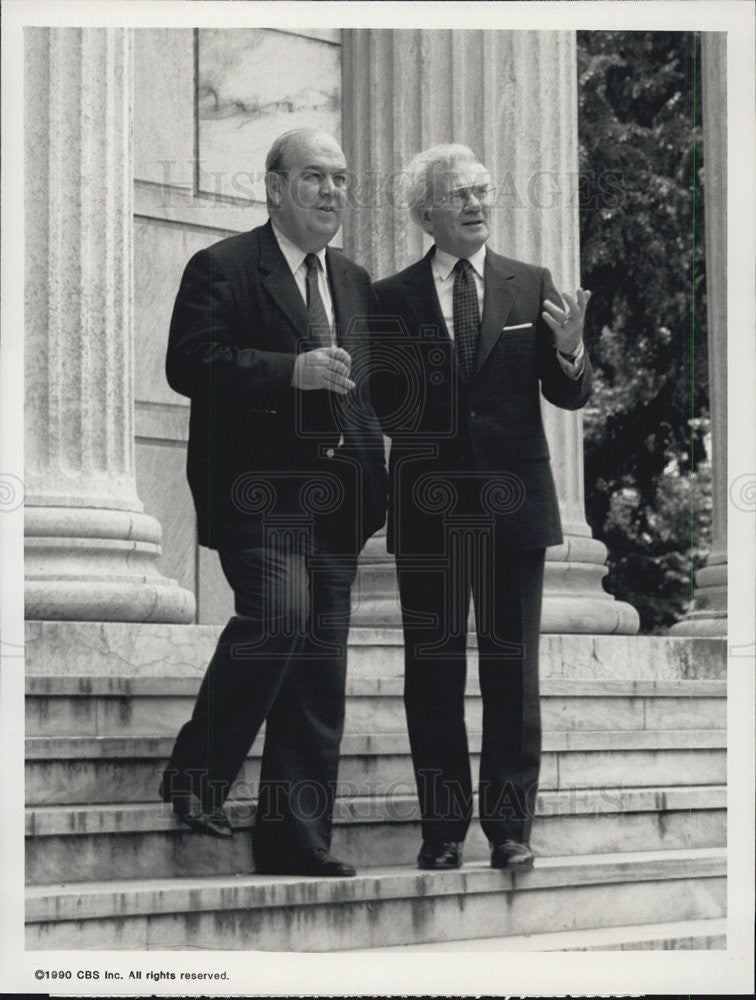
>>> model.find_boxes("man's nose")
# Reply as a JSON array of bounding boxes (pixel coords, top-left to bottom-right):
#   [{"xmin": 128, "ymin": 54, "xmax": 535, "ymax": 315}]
[{"xmin": 320, "ymin": 174, "xmax": 336, "ymax": 195}]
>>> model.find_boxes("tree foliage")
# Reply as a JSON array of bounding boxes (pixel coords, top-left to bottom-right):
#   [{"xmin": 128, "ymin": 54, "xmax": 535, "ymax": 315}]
[{"xmin": 577, "ymin": 31, "xmax": 711, "ymax": 632}]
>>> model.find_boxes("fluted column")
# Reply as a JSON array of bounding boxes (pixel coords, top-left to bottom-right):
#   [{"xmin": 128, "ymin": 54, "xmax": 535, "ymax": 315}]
[
  {"xmin": 670, "ymin": 33, "xmax": 727, "ymax": 636},
  {"xmin": 24, "ymin": 28, "xmax": 194, "ymax": 622},
  {"xmin": 342, "ymin": 28, "xmax": 639, "ymax": 633}
]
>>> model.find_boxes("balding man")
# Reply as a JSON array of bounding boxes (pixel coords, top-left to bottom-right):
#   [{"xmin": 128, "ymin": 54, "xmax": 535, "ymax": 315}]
[
  {"xmin": 160, "ymin": 130, "xmax": 387, "ymax": 877},
  {"xmin": 370, "ymin": 144, "xmax": 592, "ymax": 872}
]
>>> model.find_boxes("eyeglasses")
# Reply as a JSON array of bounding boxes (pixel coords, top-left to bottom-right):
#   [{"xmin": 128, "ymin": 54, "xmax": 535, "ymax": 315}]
[{"xmin": 433, "ymin": 184, "xmax": 496, "ymax": 209}]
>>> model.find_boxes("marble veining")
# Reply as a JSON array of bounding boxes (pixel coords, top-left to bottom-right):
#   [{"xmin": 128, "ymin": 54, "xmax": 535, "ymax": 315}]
[{"xmin": 197, "ymin": 29, "xmax": 341, "ymax": 202}]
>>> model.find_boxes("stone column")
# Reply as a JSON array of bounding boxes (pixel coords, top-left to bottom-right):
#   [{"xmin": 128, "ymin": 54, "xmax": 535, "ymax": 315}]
[
  {"xmin": 24, "ymin": 27, "xmax": 194, "ymax": 623},
  {"xmin": 342, "ymin": 28, "xmax": 638, "ymax": 633},
  {"xmin": 670, "ymin": 32, "xmax": 727, "ymax": 636}
]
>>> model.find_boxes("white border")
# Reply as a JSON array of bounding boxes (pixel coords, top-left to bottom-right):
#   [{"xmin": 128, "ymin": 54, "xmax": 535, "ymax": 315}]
[{"xmin": 1, "ymin": 1, "xmax": 754, "ymax": 995}]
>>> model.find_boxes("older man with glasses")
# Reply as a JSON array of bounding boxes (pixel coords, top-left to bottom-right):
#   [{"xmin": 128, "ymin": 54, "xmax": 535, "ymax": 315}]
[{"xmin": 370, "ymin": 143, "xmax": 593, "ymax": 873}]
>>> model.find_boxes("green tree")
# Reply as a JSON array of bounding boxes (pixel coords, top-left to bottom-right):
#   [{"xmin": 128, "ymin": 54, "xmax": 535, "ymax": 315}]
[{"xmin": 577, "ymin": 30, "xmax": 711, "ymax": 632}]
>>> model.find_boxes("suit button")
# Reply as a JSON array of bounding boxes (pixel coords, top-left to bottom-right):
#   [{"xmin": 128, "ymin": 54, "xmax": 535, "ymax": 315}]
[
  {"xmin": 469, "ymin": 410, "xmax": 476, "ymax": 418},
  {"xmin": 326, "ymin": 448, "xmax": 335, "ymax": 458}
]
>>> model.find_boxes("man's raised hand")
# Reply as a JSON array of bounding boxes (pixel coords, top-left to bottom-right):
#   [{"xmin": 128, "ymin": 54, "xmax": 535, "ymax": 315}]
[
  {"xmin": 542, "ymin": 288, "xmax": 592, "ymax": 354},
  {"xmin": 291, "ymin": 346, "xmax": 355, "ymax": 394}
]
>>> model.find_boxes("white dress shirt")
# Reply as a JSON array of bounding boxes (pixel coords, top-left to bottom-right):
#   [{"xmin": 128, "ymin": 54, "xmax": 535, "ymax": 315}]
[
  {"xmin": 431, "ymin": 244, "xmax": 584, "ymax": 378},
  {"xmin": 271, "ymin": 222, "xmax": 335, "ymax": 334}
]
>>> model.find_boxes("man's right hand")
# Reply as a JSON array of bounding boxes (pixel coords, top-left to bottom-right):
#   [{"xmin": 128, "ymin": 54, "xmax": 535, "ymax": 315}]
[{"xmin": 291, "ymin": 346, "xmax": 355, "ymax": 394}]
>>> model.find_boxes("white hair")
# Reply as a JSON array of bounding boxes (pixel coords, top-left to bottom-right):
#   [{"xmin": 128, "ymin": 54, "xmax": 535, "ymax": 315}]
[{"xmin": 403, "ymin": 144, "xmax": 484, "ymax": 226}]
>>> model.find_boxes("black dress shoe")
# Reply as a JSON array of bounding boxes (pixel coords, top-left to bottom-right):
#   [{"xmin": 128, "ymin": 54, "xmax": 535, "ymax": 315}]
[
  {"xmin": 417, "ymin": 840, "xmax": 462, "ymax": 870},
  {"xmin": 255, "ymin": 849, "xmax": 356, "ymax": 877},
  {"xmin": 181, "ymin": 808, "xmax": 233, "ymax": 839},
  {"xmin": 490, "ymin": 840, "xmax": 535, "ymax": 870},
  {"xmin": 159, "ymin": 781, "xmax": 233, "ymax": 839}
]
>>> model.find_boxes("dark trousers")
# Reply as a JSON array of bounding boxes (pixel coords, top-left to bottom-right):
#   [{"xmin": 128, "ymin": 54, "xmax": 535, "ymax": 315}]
[
  {"xmin": 162, "ymin": 539, "xmax": 357, "ymax": 859},
  {"xmin": 397, "ymin": 524, "xmax": 545, "ymax": 846}
]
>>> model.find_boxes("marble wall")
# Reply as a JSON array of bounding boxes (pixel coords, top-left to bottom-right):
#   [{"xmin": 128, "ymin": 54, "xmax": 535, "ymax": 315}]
[
  {"xmin": 134, "ymin": 29, "xmax": 195, "ymax": 189},
  {"xmin": 197, "ymin": 28, "xmax": 341, "ymax": 202},
  {"xmin": 132, "ymin": 28, "xmax": 343, "ymax": 624}
]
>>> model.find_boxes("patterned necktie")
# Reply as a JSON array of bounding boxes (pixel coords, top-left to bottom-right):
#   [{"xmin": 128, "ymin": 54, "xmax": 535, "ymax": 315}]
[
  {"xmin": 304, "ymin": 253, "xmax": 332, "ymax": 348},
  {"xmin": 452, "ymin": 258, "xmax": 480, "ymax": 381}
]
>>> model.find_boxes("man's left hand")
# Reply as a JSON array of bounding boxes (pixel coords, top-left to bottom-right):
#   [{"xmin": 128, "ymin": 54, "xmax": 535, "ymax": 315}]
[{"xmin": 542, "ymin": 288, "xmax": 591, "ymax": 354}]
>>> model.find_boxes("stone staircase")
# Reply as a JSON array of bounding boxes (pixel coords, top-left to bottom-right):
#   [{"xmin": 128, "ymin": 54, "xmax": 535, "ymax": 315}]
[{"xmin": 24, "ymin": 623, "xmax": 727, "ymax": 951}]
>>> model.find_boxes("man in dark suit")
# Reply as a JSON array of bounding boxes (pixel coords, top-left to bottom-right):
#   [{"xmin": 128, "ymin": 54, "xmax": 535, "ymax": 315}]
[
  {"xmin": 160, "ymin": 129, "xmax": 387, "ymax": 877},
  {"xmin": 370, "ymin": 144, "xmax": 592, "ymax": 872}
]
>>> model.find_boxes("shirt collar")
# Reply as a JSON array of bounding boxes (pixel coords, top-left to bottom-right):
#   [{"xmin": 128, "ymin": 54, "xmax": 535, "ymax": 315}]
[
  {"xmin": 271, "ymin": 221, "xmax": 328, "ymax": 277},
  {"xmin": 432, "ymin": 244, "xmax": 487, "ymax": 282}
]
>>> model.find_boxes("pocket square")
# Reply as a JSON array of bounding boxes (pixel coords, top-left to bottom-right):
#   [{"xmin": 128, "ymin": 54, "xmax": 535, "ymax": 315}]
[{"xmin": 501, "ymin": 323, "xmax": 533, "ymax": 332}]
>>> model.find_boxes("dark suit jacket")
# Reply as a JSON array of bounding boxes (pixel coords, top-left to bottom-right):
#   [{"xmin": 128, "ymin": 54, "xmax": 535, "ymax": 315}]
[
  {"xmin": 167, "ymin": 220, "xmax": 387, "ymax": 553},
  {"xmin": 371, "ymin": 246, "xmax": 593, "ymax": 553}
]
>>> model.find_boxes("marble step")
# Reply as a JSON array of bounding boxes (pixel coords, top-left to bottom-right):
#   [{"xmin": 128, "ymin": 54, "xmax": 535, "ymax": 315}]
[
  {"xmin": 25, "ymin": 784, "xmax": 726, "ymax": 884},
  {"xmin": 25, "ymin": 675, "xmax": 726, "ymax": 738},
  {"xmin": 25, "ymin": 728, "xmax": 727, "ymax": 807},
  {"xmin": 24, "ymin": 623, "xmax": 729, "ymax": 682},
  {"xmin": 25, "ymin": 846, "xmax": 727, "ymax": 951},
  {"xmin": 349, "ymin": 917, "xmax": 727, "ymax": 951}
]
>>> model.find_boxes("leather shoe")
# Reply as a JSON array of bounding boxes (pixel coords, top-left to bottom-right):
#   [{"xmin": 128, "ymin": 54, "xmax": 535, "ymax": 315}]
[
  {"xmin": 417, "ymin": 840, "xmax": 462, "ymax": 870},
  {"xmin": 490, "ymin": 840, "xmax": 535, "ymax": 870},
  {"xmin": 254, "ymin": 849, "xmax": 356, "ymax": 877},
  {"xmin": 159, "ymin": 781, "xmax": 233, "ymax": 840}
]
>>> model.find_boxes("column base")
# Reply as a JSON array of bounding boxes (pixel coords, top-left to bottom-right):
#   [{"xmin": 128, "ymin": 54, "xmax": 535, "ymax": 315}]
[
  {"xmin": 542, "ymin": 534, "xmax": 640, "ymax": 635},
  {"xmin": 668, "ymin": 611, "xmax": 727, "ymax": 638},
  {"xmin": 668, "ymin": 558, "xmax": 727, "ymax": 638},
  {"xmin": 25, "ymin": 507, "xmax": 195, "ymax": 623},
  {"xmin": 350, "ymin": 532, "xmax": 640, "ymax": 635}
]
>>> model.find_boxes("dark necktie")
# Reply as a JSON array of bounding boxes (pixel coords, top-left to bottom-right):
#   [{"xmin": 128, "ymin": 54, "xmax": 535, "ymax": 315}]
[
  {"xmin": 305, "ymin": 253, "xmax": 332, "ymax": 348},
  {"xmin": 452, "ymin": 258, "xmax": 480, "ymax": 381},
  {"xmin": 304, "ymin": 252, "xmax": 342, "ymax": 443}
]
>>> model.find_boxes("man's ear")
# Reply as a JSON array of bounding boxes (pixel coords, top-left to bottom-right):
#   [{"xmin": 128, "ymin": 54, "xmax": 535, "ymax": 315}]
[
  {"xmin": 265, "ymin": 170, "xmax": 283, "ymax": 207},
  {"xmin": 419, "ymin": 208, "xmax": 434, "ymax": 237}
]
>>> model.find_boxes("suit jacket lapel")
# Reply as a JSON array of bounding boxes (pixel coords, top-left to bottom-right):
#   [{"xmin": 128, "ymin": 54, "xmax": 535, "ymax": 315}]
[
  {"xmin": 258, "ymin": 220, "xmax": 310, "ymax": 339},
  {"xmin": 326, "ymin": 247, "xmax": 359, "ymax": 346},
  {"xmin": 400, "ymin": 248, "xmax": 450, "ymax": 340},
  {"xmin": 475, "ymin": 249, "xmax": 518, "ymax": 377}
]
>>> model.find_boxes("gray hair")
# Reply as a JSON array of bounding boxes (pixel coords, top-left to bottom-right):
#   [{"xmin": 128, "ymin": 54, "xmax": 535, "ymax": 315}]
[
  {"xmin": 266, "ymin": 130, "xmax": 299, "ymax": 173},
  {"xmin": 265, "ymin": 128, "xmax": 340, "ymax": 210},
  {"xmin": 404, "ymin": 143, "xmax": 484, "ymax": 226}
]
